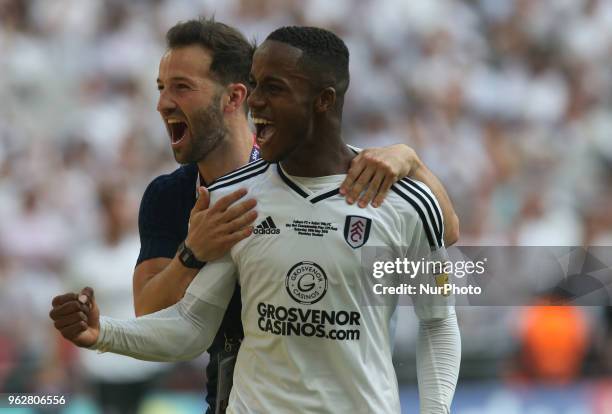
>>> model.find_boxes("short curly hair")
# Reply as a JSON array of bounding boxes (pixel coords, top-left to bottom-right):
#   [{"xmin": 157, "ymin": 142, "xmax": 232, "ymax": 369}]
[{"xmin": 266, "ymin": 26, "xmax": 350, "ymax": 97}]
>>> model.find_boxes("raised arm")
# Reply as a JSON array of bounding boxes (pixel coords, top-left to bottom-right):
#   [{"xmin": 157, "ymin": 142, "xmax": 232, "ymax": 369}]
[
  {"xmin": 341, "ymin": 144, "xmax": 459, "ymax": 245},
  {"xmin": 96, "ymin": 291, "xmax": 230, "ymax": 362},
  {"xmin": 51, "ymin": 255, "xmax": 237, "ymax": 362}
]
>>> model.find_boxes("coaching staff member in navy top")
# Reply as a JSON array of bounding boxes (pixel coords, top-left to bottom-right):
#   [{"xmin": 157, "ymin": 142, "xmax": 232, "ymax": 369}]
[{"xmin": 133, "ymin": 18, "xmax": 460, "ymax": 413}]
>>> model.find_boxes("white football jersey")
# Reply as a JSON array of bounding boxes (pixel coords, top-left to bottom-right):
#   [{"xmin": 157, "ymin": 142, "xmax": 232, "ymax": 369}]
[{"xmin": 187, "ymin": 159, "xmax": 451, "ymax": 414}]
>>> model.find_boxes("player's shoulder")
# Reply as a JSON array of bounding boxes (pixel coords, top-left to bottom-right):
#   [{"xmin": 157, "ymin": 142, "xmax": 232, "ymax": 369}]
[
  {"xmin": 207, "ymin": 159, "xmax": 271, "ymax": 196},
  {"xmin": 143, "ymin": 163, "xmax": 198, "ymax": 201},
  {"xmin": 388, "ymin": 178, "xmax": 444, "ymax": 248},
  {"xmin": 138, "ymin": 164, "xmax": 196, "ymax": 244},
  {"xmin": 387, "ymin": 178, "xmax": 439, "ymax": 213}
]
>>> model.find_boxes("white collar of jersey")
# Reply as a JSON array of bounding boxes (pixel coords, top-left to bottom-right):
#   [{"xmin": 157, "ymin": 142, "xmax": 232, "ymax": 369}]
[
  {"xmin": 276, "ymin": 163, "xmax": 343, "ymax": 204},
  {"xmin": 195, "ymin": 170, "xmax": 207, "ymax": 199},
  {"xmin": 195, "ymin": 172, "xmax": 201, "ymax": 199}
]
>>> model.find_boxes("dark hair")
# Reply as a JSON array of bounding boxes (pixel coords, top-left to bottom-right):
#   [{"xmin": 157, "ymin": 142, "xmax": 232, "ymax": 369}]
[
  {"xmin": 266, "ymin": 26, "xmax": 350, "ymax": 97},
  {"xmin": 166, "ymin": 17, "xmax": 255, "ymax": 88}
]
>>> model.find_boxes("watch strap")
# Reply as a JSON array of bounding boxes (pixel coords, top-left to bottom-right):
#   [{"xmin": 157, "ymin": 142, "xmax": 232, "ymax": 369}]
[{"xmin": 177, "ymin": 241, "xmax": 206, "ymax": 269}]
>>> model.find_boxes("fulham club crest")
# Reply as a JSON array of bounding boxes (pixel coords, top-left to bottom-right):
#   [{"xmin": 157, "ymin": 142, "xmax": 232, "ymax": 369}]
[{"xmin": 343, "ymin": 215, "xmax": 372, "ymax": 249}]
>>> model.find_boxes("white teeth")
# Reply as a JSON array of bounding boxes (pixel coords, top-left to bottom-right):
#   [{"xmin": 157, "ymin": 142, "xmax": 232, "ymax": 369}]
[
  {"xmin": 167, "ymin": 119, "xmax": 183, "ymax": 124},
  {"xmin": 252, "ymin": 117, "xmax": 273, "ymax": 125}
]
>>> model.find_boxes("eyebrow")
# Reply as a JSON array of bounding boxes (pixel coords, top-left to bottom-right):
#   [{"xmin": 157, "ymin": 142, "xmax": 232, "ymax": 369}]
[
  {"xmin": 156, "ymin": 76, "xmax": 195, "ymax": 84},
  {"xmin": 253, "ymin": 75, "xmax": 289, "ymax": 85}
]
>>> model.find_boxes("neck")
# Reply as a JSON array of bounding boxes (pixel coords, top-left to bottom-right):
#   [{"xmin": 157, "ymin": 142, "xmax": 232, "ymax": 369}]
[
  {"xmin": 281, "ymin": 122, "xmax": 354, "ymax": 177},
  {"xmin": 197, "ymin": 117, "xmax": 253, "ymax": 184}
]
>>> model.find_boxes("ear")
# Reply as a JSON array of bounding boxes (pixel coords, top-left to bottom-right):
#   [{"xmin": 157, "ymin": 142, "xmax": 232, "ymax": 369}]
[
  {"xmin": 223, "ymin": 83, "xmax": 248, "ymax": 114},
  {"xmin": 314, "ymin": 87, "xmax": 336, "ymax": 113}
]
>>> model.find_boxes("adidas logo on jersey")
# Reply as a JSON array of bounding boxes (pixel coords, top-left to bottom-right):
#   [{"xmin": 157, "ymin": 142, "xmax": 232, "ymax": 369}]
[{"xmin": 253, "ymin": 216, "xmax": 280, "ymax": 235}]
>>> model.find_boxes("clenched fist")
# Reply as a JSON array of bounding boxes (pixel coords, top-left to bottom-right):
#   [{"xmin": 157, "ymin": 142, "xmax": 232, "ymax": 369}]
[{"xmin": 50, "ymin": 287, "xmax": 100, "ymax": 348}]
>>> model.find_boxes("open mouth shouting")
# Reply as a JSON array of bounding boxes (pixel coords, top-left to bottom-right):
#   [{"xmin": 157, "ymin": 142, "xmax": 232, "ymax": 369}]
[
  {"xmin": 167, "ymin": 118, "xmax": 189, "ymax": 147},
  {"xmin": 252, "ymin": 117, "xmax": 275, "ymax": 148}
]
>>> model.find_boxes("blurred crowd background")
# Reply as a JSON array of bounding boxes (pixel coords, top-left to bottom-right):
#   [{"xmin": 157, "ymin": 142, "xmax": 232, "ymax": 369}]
[{"xmin": 1, "ymin": 0, "xmax": 612, "ymax": 413}]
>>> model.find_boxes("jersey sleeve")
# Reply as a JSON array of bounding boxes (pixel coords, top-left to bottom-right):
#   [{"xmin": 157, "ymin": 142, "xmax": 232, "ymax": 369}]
[
  {"xmin": 136, "ymin": 175, "xmax": 188, "ymax": 264},
  {"xmin": 398, "ymin": 179, "xmax": 452, "ymax": 321},
  {"xmin": 398, "ymin": 180, "xmax": 461, "ymax": 413},
  {"xmin": 411, "ymin": 225, "xmax": 461, "ymax": 413},
  {"xmin": 94, "ymin": 254, "xmax": 238, "ymax": 361},
  {"xmin": 186, "ymin": 253, "xmax": 238, "ymax": 308}
]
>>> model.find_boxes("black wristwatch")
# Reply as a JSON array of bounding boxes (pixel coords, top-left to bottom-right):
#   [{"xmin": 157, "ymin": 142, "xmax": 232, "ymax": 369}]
[{"xmin": 177, "ymin": 241, "xmax": 206, "ymax": 269}]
